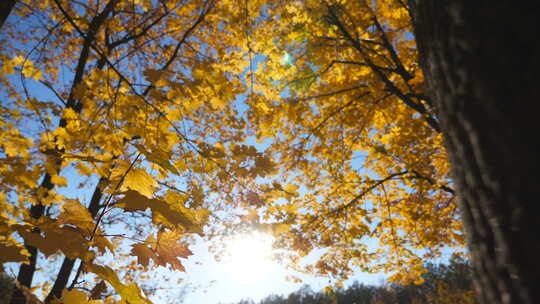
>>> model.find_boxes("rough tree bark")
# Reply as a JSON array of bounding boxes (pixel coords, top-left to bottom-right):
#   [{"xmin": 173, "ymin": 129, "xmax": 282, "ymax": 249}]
[{"xmin": 410, "ymin": 1, "xmax": 540, "ymax": 303}]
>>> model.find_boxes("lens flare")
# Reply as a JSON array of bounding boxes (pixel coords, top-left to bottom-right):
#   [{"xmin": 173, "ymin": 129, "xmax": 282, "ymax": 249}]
[{"xmin": 222, "ymin": 232, "xmax": 276, "ymax": 283}]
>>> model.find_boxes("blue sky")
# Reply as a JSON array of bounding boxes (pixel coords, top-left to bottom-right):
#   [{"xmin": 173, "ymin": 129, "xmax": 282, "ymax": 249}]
[
  {"xmin": 2, "ymin": 66, "xmax": 388, "ymax": 304},
  {"xmin": 151, "ymin": 236, "xmax": 387, "ymax": 304},
  {"xmin": 1, "ymin": 9, "xmax": 460, "ymax": 304}
]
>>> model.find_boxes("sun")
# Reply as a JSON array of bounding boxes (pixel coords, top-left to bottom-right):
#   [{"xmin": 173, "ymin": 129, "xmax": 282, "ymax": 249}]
[{"xmin": 222, "ymin": 231, "xmax": 277, "ymax": 283}]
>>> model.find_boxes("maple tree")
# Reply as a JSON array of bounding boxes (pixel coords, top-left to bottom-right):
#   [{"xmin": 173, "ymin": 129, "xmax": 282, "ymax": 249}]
[
  {"xmin": 0, "ymin": 0, "xmax": 264, "ymax": 303},
  {"xmin": 241, "ymin": 0, "xmax": 458, "ymax": 285},
  {"xmin": 233, "ymin": 1, "xmax": 540, "ymax": 303},
  {"xmin": 244, "ymin": 1, "xmax": 538, "ymax": 303},
  {"xmin": 1, "ymin": 0, "xmax": 538, "ymax": 304}
]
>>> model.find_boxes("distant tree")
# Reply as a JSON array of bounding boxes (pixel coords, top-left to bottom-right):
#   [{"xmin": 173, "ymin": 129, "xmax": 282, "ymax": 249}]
[
  {"xmin": 386, "ymin": 256, "xmax": 475, "ymax": 304},
  {"xmin": 228, "ymin": 259, "xmax": 475, "ymax": 304},
  {"xmin": 258, "ymin": 295, "xmax": 285, "ymax": 304},
  {"xmin": 338, "ymin": 282, "xmax": 377, "ymax": 304}
]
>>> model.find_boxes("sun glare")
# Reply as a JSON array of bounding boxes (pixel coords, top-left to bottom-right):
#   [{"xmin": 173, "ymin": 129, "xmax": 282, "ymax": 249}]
[{"xmin": 223, "ymin": 232, "xmax": 276, "ymax": 283}]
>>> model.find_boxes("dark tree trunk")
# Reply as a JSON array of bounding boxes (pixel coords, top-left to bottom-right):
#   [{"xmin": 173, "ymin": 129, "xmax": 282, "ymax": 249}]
[
  {"xmin": 410, "ymin": 1, "xmax": 540, "ymax": 303},
  {"xmin": 10, "ymin": 2, "xmax": 117, "ymax": 302},
  {"xmin": 0, "ymin": 0, "xmax": 16, "ymax": 30},
  {"xmin": 44, "ymin": 177, "xmax": 107, "ymax": 303}
]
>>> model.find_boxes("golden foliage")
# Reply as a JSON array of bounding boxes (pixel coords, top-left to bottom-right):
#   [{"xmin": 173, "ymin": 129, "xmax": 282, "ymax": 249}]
[{"xmin": 0, "ymin": 0, "xmax": 464, "ymax": 301}]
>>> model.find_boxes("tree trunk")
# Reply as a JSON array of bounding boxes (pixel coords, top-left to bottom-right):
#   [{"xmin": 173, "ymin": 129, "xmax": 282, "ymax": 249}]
[
  {"xmin": 0, "ymin": 0, "xmax": 16, "ymax": 30},
  {"xmin": 10, "ymin": 2, "xmax": 117, "ymax": 302},
  {"xmin": 410, "ymin": 1, "xmax": 540, "ymax": 303},
  {"xmin": 44, "ymin": 177, "xmax": 107, "ymax": 303}
]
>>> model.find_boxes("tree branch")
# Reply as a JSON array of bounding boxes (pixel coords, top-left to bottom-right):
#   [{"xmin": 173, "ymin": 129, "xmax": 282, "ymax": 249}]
[
  {"xmin": 308, "ymin": 171, "xmax": 409, "ymax": 227},
  {"xmin": 326, "ymin": 5, "xmax": 441, "ymax": 133}
]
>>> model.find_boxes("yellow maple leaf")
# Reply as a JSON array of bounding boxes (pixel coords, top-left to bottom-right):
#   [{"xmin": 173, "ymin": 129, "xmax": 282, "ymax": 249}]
[
  {"xmin": 86, "ymin": 263, "xmax": 152, "ymax": 304},
  {"xmin": 117, "ymin": 190, "xmax": 207, "ymax": 234},
  {"xmin": 74, "ymin": 162, "xmax": 94, "ymax": 176},
  {"xmin": 283, "ymin": 183, "xmax": 299, "ymax": 196},
  {"xmin": 0, "ymin": 242, "xmax": 30, "ymax": 266},
  {"xmin": 254, "ymin": 155, "xmax": 276, "ymax": 177},
  {"xmin": 143, "ymin": 69, "xmax": 164, "ymax": 83},
  {"xmin": 123, "ymin": 168, "xmax": 156, "ymax": 197},
  {"xmin": 130, "ymin": 243, "xmax": 157, "ymax": 269},
  {"xmin": 51, "ymin": 175, "xmax": 68, "ymax": 187},
  {"xmin": 16, "ymin": 222, "xmax": 94, "ymax": 261},
  {"xmin": 60, "ymin": 289, "xmax": 102, "ymax": 304},
  {"xmin": 58, "ymin": 199, "xmax": 94, "ymax": 233},
  {"xmin": 130, "ymin": 230, "xmax": 192, "ymax": 271},
  {"xmin": 111, "ymin": 163, "xmax": 156, "ymax": 197},
  {"xmin": 134, "ymin": 145, "xmax": 178, "ymax": 175}
]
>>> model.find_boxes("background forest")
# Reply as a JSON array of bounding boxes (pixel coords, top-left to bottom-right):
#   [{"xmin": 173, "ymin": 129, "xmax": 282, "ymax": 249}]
[{"xmin": 226, "ymin": 258, "xmax": 475, "ymax": 304}]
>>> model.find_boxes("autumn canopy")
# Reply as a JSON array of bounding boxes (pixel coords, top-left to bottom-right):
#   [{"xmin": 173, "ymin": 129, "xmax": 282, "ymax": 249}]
[{"xmin": 0, "ymin": 0, "xmax": 501, "ymax": 303}]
